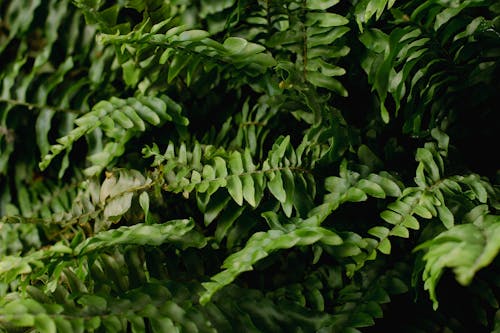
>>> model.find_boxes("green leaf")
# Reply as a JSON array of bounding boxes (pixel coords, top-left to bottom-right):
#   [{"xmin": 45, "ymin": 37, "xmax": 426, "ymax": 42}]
[
  {"xmin": 344, "ymin": 187, "xmax": 368, "ymax": 202},
  {"xmin": 368, "ymin": 226, "xmax": 390, "ymax": 239},
  {"xmin": 402, "ymin": 215, "xmax": 420, "ymax": 230},
  {"xmin": 356, "ymin": 179, "xmax": 386, "ymax": 198},
  {"xmin": 306, "ymin": 0, "xmax": 340, "ymax": 10},
  {"xmin": 306, "ymin": 13, "xmax": 349, "ymax": 27},
  {"xmin": 367, "ymin": 174, "xmax": 402, "ymax": 197},
  {"xmin": 35, "ymin": 314, "xmax": 57, "ymax": 333},
  {"xmin": 241, "ymin": 174, "xmax": 256, "ymax": 207},
  {"xmin": 228, "ymin": 151, "xmax": 244, "ymax": 174},
  {"xmin": 380, "ymin": 210, "xmax": 402, "ymax": 225},
  {"xmin": 200, "ymin": 225, "xmax": 342, "ymax": 304},
  {"xmin": 307, "ymin": 72, "xmax": 348, "ymax": 96},
  {"xmin": 413, "ymin": 205, "xmax": 433, "ymax": 219},
  {"xmin": 389, "ymin": 225, "xmax": 409, "ymax": 238},
  {"xmin": 436, "ymin": 204, "xmax": 454, "ymax": 229},
  {"xmin": 168, "ymin": 54, "xmax": 192, "ymax": 83},
  {"xmin": 227, "ymin": 175, "xmax": 244, "ymax": 206},
  {"xmin": 139, "ymin": 191, "xmax": 151, "ymax": 224},
  {"xmin": 104, "ymin": 193, "xmax": 134, "ymax": 220},
  {"xmin": 177, "ymin": 29, "xmax": 210, "ymax": 42},
  {"xmin": 416, "ymin": 148, "xmax": 440, "ymax": 182},
  {"xmin": 223, "ymin": 37, "xmax": 248, "ymax": 54},
  {"xmin": 268, "ymin": 172, "xmax": 286, "ymax": 203},
  {"xmin": 378, "ymin": 238, "xmax": 391, "ymax": 254}
]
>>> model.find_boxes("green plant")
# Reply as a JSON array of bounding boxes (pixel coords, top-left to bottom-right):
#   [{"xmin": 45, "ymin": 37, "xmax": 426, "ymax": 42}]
[{"xmin": 1, "ymin": 0, "xmax": 499, "ymax": 332}]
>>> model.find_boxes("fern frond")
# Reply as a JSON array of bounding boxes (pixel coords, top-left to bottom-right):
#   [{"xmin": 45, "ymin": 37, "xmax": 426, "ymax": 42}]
[
  {"xmin": 39, "ymin": 95, "xmax": 187, "ymax": 176},
  {"xmin": 200, "ymin": 223, "xmax": 343, "ymax": 304},
  {"xmin": 354, "ymin": 0, "xmax": 397, "ymax": 31},
  {"xmin": 0, "ymin": 219, "xmax": 203, "ymax": 286},
  {"xmin": 359, "ymin": 0, "xmax": 498, "ymax": 126},
  {"xmin": 95, "ymin": 18, "xmax": 276, "ymax": 90},
  {"xmin": 143, "ymin": 135, "xmax": 316, "ymax": 218},
  {"xmin": 415, "ymin": 212, "xmax": 500, "ymax": 309}
]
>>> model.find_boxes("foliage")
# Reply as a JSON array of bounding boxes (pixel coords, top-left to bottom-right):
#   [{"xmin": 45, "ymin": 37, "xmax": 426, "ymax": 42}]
[{"xmin": 0, "ymin": 0, "xmax": 499, "ymax": 332}]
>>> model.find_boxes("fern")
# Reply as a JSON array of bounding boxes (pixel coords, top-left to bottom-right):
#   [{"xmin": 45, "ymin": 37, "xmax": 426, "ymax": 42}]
[
  {"xmin": 1, "ymin": 0, "xmax": 499, "ymax": 332},
  {"xmin": 415, "ymin": 210, "xmax": 500, "ymax": 309}
]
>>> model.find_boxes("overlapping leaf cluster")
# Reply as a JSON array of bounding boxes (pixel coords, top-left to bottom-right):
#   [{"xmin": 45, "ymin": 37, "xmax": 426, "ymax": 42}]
[{"xmin": 1, "ymin": 0, "xmax": 499, "ymax": 332}]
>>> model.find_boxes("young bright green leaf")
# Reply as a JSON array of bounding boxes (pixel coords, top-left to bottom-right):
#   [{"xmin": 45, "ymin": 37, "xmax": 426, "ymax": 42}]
[
  {"xmin": 402, "ymin": 215, "xmax": 420, "ymax": 230},
  {"xmin": 368, "ymin": 226, "xmax": 390, "ymax": 239},
  {"xmin": 378, "ymin": 238, "xmax": 391, "ymax": 254},
  {"xmin": 413, "ymin": 205, "xmax": 433, "ymax": 219},
  {"xmin": 139, "ymin": 192, "xmax": 151, "ymax": 224},
  {"xmin": 389, "ymin": 225, "xmax": 409, "ymax": 238}
]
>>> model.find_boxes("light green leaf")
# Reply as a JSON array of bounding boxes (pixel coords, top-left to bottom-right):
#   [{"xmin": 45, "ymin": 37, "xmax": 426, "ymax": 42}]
[
  {"xmin": 367, "ymin": 174, "xmax": 402, "ymax": 197},
  {"xmin": 368, "ymin": 226, "xmax": 390, "ymax": 239},
  {"xmin": 344, "ymin": 187, "xmax": 368, "ymax": 202},
  {"xmin": 389, "ymin": 225, "xmax": 409, "ymax": 238},
  {"xmin": 228, "ymin": 151, "xmax": 244, "ymax": 174},
  {"xmin": 35, "ymin": 314, "xmax": 56, "ymax": 333},
  {"xmin": 177, "ymin": 30, "xmax": 210, "ymax": 42},
  {"xmin": 356, "ymin": 179, "xmax": 386, "ymax": 198},
  {"xmin": 306, "ymin": 0, "xmax": 340, "ymax": 10},
  {"xmin": 402, "ymin": 215, "xmax": 420, "ymax": 230},
  {"xmin": 227, "ymin": 175, "xmax": 244, "ymax": 206},
  {"xmin": 268, "ymin": 171, "xmax": 286, "ymax": 203},
  {"xmin": 213, "ymin": 156, "xmax": 228, "ymax": 178},
  {"xmin": 104, "ymin": 193, "xmax": 134, "ymax": 220},
  {"xmin": 378, "ymin": 238, "xmax": 391, "ymax": 254},
  {"xmin": 223, "ymin": 37, "xmax": 248, "ymax": 54},
  {"xmin": 139, "ymin": 192, "xmax": 151, "ymax": 224},
  {"xmin": 241, "ymin": 174, "xmax": 256, "ymax": 207},
  {"xmin": 413, "ymin": 205, "xmax": 433, "ymax": 219},
  {"xmin": 268, "ymin": 136, "xmax": 290, "ymax": 168},
  {"xmin": 380, "ymin": 210, "xmax": 402, "ymax": 225},
  {"xmin": 436, "ymin": 204, "xmax": 454, "ymax": 229}
]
